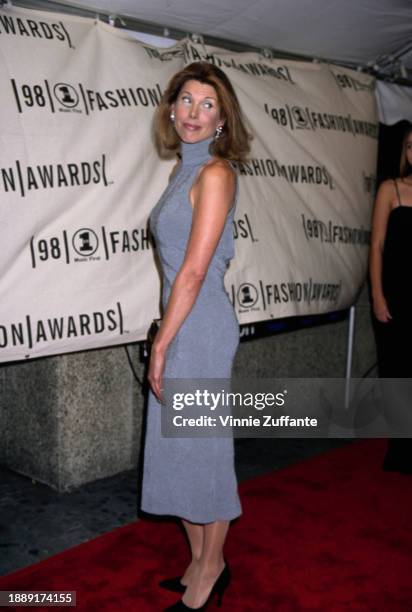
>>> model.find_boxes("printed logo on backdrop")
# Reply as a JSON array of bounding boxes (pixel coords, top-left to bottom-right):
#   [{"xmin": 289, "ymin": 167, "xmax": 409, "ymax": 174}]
[
  {"xmin": 233, "ymin": 213, "xmax": 259, "ymax": 243},
  {"xmin": 291, "ymin": 106, "xmax": 308, "ymax": 128},
  {"xmin": 300, "ymin": 216, "xmax": 371, "ymax": 246},
  {"xmin": 29, "ymin": 226, "xmax": 151, "ymax": 268},
  {"xmin": 54, "ymin": 83, "xmax": 79, "ymax": 108},
  {"xmin": 332, "ymin": 72, "xmax": 374, "ymax": 93},
  {"xmin": 10, "ymin": 79, "xmax": 163, "ymax": 114},
  {"xmin": 362, "ymin": 171, "xmax": 377, "ymax": 196},
  {"xmin": 183, "ymin": 44, "xmax": 296, "ymax": 84},
  {"xmin": 237, "ymin": 283, "xmax": 260, "ymax": 312},
  {"xmin": 263, "ymin": 102, "xmax": 378, "ymax": 139},
  {"xmin": 0, "ymin": 302, "xmax": 125, "ymax": 353},
  {"xmin": 234, "ymin": 158, "xmax": 334, "ymax": 189},
  {"xmin": 230, "ymin": 279, "xmax": 342, "ymax": 313},
  {"xmin": 144, "ymin": 46, "xmax": 185, "ymax": 62},
  {"xmin": 0, "ymin": 12, "xmax": 73, "ymax": 48},
  {"xmin": 1, "ymin": 154, "xmax": 111, "ymax": 198},
  {"xmin": 72, "ymin": 229, "xmax": 99, "ymax": 257}
]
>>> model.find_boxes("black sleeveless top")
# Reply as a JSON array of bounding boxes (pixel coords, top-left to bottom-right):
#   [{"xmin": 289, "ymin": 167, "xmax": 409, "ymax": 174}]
[{"xmin": 382, "ymin": 179, "xmax": 412, "ymax": 317}]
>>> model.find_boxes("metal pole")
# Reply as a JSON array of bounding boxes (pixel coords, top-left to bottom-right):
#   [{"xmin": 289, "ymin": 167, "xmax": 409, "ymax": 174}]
[{"xmin": 344, "ymin": 305, "xmax": 356, "ymax": 410}]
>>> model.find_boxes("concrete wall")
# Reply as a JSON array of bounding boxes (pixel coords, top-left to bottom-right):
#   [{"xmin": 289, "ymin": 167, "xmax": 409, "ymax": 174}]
[
  {"xmin": 0, "ymin": 346, "xmax": 143, "ymax": 491},
  {"xmin": 0, "ymin": 284, "xmax": 376, "ymax": 491}
]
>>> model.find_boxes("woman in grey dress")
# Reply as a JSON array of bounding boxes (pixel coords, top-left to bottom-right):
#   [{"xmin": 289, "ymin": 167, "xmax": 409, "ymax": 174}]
[{"xmin": 141, "ymin": 62, "xmax": 250, "ymax": 610}]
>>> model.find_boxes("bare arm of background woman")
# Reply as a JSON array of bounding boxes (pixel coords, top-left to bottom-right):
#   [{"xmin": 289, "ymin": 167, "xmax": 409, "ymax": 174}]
[
  {"xmin": 148, "ymin": 161, "xmax": 236, "ymax": 401},
  {"xmin": 369, "ymin": 180, "xmax": 393, "ymax": 323}
]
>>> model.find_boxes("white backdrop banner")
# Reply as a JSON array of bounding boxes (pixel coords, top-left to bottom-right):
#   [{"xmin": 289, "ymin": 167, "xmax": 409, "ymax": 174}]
[{"xmin": 0, "ymin": 6, "xmax": 378, "ymax": 363}]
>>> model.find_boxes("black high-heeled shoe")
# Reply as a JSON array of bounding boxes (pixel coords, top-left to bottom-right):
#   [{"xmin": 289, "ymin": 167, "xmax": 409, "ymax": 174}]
[
  {"xmin": 159, "ymin": 575, "xmax": 186, "ymax": 593},
  {"xmin": 163, "ymin": 563, "xmax": 231, "ymax": 611}
]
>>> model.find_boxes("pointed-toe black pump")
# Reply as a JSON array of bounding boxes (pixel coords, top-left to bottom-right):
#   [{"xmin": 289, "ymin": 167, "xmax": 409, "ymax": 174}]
[
  {"xmin": 159, "ymin": 575, "xmax": 186, "ymax": 593},
  {"xmin": 163, "ymin": 563, "xmax": 231, "ymax": 611}
]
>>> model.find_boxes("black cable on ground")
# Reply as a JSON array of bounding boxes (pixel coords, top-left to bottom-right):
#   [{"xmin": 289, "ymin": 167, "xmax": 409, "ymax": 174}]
[{"xmin": 124, "ymin": 344, "xmax": 145, "ymax": 389}]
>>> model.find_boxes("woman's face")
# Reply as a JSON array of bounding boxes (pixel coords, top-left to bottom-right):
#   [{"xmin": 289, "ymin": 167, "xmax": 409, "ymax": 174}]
[{"xmin": 171, "ymin": 79, "xmax": 224, "ymax": 144}]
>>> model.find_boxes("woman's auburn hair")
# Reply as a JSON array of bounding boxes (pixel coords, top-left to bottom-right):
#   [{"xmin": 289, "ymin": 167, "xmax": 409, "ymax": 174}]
[
  {"xmin": 400, "ymin": 125, "xmax": 412, "ymax": 178},
  {"xmin": 154, "ymin": 61, "xmax": 252, "ymax": 162}
]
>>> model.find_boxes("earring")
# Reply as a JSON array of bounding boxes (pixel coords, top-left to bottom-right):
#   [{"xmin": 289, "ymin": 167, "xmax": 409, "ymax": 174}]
[
  {"xmin": 170, "ymin": 112, "xmax": 175, "ymax": 122},
  {"xmin": 215, "ymin": 125, "xmax": 223, "ymax": 140}
]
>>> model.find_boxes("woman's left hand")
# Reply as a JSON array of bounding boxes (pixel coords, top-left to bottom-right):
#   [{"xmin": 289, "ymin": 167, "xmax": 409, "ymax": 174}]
[{"xmin": 148, "ymin": 343, "xmax": 166, "ymax": 404}]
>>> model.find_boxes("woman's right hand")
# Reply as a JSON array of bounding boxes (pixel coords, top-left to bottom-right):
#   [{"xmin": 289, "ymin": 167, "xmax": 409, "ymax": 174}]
[
  {"xmin": 373, "ymin": 295, "xmax": 392, "ymax": 323},
  {"xmin": 148, "ymin": 343, "xmax": 166, "ymax": 404}
]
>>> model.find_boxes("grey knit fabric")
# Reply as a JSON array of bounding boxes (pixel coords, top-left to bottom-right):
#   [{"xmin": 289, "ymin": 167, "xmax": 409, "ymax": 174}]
[{"xmin": 140, "ymin": 136, "xmax": 242, "ymax": 523}]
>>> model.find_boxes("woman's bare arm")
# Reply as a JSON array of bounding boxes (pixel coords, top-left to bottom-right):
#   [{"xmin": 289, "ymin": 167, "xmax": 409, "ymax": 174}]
[{"xmin": 369, "ymin": 180, "xmax": 393, "ymax": 322}]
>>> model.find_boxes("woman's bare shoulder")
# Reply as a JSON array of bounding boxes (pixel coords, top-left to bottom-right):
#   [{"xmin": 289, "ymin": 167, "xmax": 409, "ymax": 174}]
[
  {"xmin": 379, "ymin": 178, "xmax": 396, "ymax": 190},
  {"xmin": 376, "ymin": 178, "xmax": 397, "ymax": 200},
  {"xmin": 199, "ymin": 158, "xmax": 236, "ymax": 184}
]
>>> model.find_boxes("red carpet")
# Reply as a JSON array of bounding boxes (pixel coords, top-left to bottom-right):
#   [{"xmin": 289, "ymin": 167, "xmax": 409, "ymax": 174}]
[{"xmin": 1, "ymin": 440, "xmax": 412, "ymax": 611}]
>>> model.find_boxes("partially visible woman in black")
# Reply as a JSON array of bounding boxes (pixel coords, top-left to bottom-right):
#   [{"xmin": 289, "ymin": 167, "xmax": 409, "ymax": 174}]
[{"xmin": 370, "ymin": 124, "xmax": 412, "ymax": 472}]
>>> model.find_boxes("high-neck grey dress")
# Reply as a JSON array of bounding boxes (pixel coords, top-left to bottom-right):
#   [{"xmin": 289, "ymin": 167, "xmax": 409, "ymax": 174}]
[{"xmin": 141, "ymin": 136, "xmax": 242, "ymax": 524}]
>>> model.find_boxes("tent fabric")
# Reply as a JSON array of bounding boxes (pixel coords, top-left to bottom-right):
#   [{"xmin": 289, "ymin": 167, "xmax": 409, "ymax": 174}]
[
  {"xmin": 376, "ymin": 81, "xmax": 412, "ymax": 125},
  {"xmin": 66, "ymin": 0, "xmax": 412, "ymax": 77}
]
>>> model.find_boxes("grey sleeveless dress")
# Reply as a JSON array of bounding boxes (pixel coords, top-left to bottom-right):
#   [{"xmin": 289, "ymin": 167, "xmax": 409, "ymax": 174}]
[{"xmin": 141, "ymin": 136, "xmax": 242, "ymax": 524}]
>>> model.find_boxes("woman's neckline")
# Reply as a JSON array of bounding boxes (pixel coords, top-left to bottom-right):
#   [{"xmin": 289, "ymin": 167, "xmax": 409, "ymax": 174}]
[
  {"xmin": 180, "ymin": 136, "xmax": 214, "ymax": 167},
  {"xmin": 393, "ymin": 176, "xmax": 412, "ymax": 208},
  {"xmin": 390, "ymin": 206, "xmax": 412, "ymax": 213}
]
